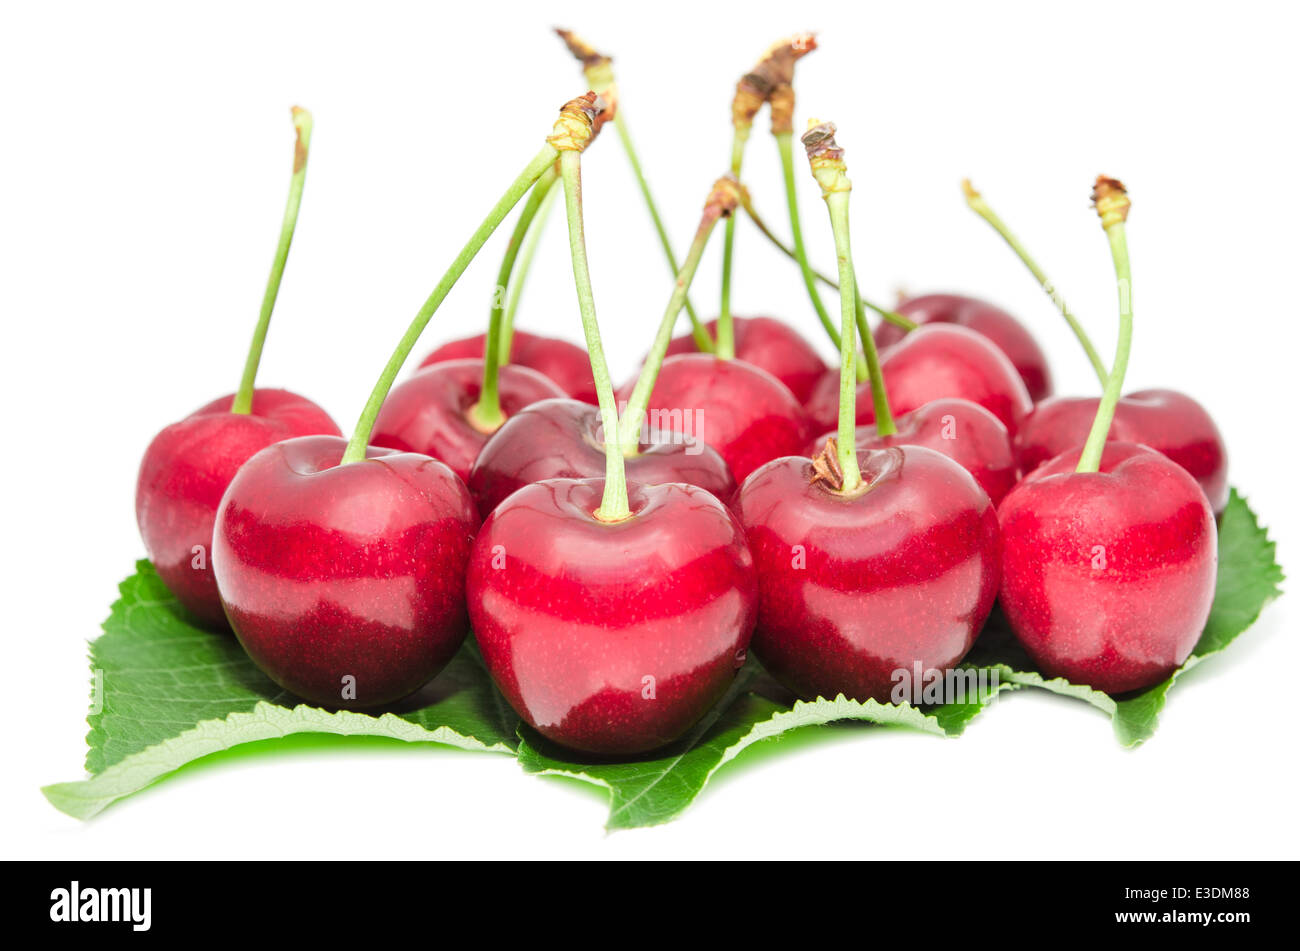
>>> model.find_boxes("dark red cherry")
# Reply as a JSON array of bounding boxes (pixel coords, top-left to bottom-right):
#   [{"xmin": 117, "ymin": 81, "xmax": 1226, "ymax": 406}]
[
  {"xmin": 418, "ymin": 330, "xmax": 597, "ymax": 404},
  {"xmin": 998, "ymin": 442, "xmax": 1216, "ymax": 694},
  {"xmin": 468, "ymin": 398, "xmax": 735, "ymax": 518},
  {"xmin": 136, "ymin": 389, "xmax": 340, "ymax": 628},
  {"xmin": 618, "ymin": 353, "xmax": 810, "ymax": 483},
  {"xmin": 467, "ymin": 478, "xmax": 757, "ymax": 755},
  {"xmin": 806, "ymin": 324, "xmax": 1034, "ymax": 435},
  {"xmin": 733, "ymin": 445, "xmax": 1001, "ymax": 703},
  {"xmin": 212, "ymin": 435, "xmax": 478, "ymax": 707},
  {"xmin": 370, "ymin": 358, "xmax": 565, "ymax": 483},
  {"xmin": 662, "ymin": 316, "xmax": 828, "ymax": 402},
  {"xmin": 877, "ymin": 293, "xmax": 1052, "ymax": 401}
]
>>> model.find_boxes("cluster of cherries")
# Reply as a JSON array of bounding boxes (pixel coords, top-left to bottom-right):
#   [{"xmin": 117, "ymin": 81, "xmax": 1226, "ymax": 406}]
[{"xmin": 136, "ymin": 34, "xmax": 1225, "ymax": 756}]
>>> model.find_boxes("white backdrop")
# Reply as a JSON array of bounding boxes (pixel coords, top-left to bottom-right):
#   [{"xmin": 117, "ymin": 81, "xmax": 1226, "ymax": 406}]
[{"xmin": 2, "ymin": 0, "xmax": 1295, "ymax": 859}]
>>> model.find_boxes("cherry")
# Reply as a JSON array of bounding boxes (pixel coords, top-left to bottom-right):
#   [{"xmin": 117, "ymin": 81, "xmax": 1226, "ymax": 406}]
[
  {"xmin": 813, "ymin": 397, "xmax": 1017, "ymax": 506},
  {"xmin": 469, "ymin": 480, "xmax": 755, "ymax": 753},
  {"xmin": 138, "ymin": 390, "xmax": 339, "ymax": 628},
  {"xmin": 418, "ymin": 330, "xmax": 597, "ymax": 404},
  {"xmin": 136, "ymin": 109, "xmax": 338, "ymax": 628},
  {"xmin": 999, "ymin": 443, "xmax": 1215, "ymax": 694},
  {"xmin": 736, "ymin": 120, "xmax": 1000, "ymax": 704},
  {"xmin": 998, "ymin": 177, "xmax": 1217, "ymax": 695},
  {"xmin": 1016, "ymin": 389, "xmax": 1228, "ymax": 514},
  {"xmin": 805, "ymin": 323, "xmax": 1034, "ymax": 435},
  {"xmin": 213, "ymin": 436, "xmax": 477, "ymax": 706},
  {"xmin": 469, "ymin": 398, "xmax": 734, "ymax": 518},
  {"xmin": 369, "ymin": 358, "xmax": 565, "ymax": 483},
  {"xmin": 211, "ymin": 92, "xmax": 597, "ymax": 705},
  {"xmin": 662, "ymin": 316, "xmax": 827, "ymax": 402},
  {"xmin": 619, "ymin": 354, "xmax": 809, "ymax": 484},
  {"xmin": 469, "ymin": 132, "xmax": 756, "ymax": 755},
  {"xmin": 877, "ymin": 293, "xmax": 1053, "ymax": 402}
]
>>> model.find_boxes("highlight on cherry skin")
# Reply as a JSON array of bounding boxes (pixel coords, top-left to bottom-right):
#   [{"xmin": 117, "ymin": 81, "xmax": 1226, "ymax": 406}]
[{"xmin": 212, "ymin": 435, "xmax": 479, "ymax": 708}]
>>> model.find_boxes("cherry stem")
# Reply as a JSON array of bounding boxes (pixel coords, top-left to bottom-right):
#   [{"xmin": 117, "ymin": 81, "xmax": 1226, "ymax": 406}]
[
  {"xmin": 776, "ymin": 131, "xmax": 868, "ymax": 381},
  {"xmin": 716, "ymin": 131, "xmax": 748, "ymax": 360},
  {"xmin": 231, "ymin": 107, "xmax": 312, "ymax": 415},
  {"xmin": 1076, "ymin": 177, "xmax": 1134, "ymax": 474},
  {"xmin": 618, "ymin": 178, "xmax": 737, "ymax": 450},
  {"xmin": 963, "ymin": 179, "xmax": 1109, "ymax": 385},
  {"xmin": 340, "ymin": 143, "xmax": 559, "ymax": 465},
  {"xmin": 738, "ymin": 192, "xmax": 916, "ymax": 332},
  {"xmin": 471, "ymin": 164, "xmax": 560, "ymax": 431},
  {"xmin": 559, "ymin": 149, "xmax": 630, "ymax": 521},
  {"xmin": 498, "ymin": 172, "xmax": 560, "ymax": 365}
]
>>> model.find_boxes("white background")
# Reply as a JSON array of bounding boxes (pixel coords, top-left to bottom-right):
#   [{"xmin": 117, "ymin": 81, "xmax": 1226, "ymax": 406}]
[{"xmin": 2, "ymin": 0, "xmax": 1295, "ymax": 859}]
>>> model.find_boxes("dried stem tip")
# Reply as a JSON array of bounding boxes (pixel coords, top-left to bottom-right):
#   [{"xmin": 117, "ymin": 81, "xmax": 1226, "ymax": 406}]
[
  {"xmin": 732, "ymin": 34, "xmax": 817, "ymax": 133},
  {"xmin": 1092, "ymin": 175, "xmax": 1130, "ymax": 229},
  {"xmin": 703, "ymin": 174, "xmax": 743, "ymax": 222},
  {"xmin": 809, "ymin": 437, "xmax": 845, "ymax": 490},
  {"xmin": 555, "ymin": 28, "xmax": 611, "ymax": 70},
  {"xmin": 802, "ymin": 119, "xmax": 851, "ymax": 197},
  {"xmin": 961, "ymin": 178, "xmax": 980, "ymax": 202},
  {"xmin": 555, "ymin": 28, "xmax": 618, "ymax": 119},
  {"xmin": 548, "ymin": 92, "xmax": 605, "ymax": 152},
  {"xmin": 290, "ymin": 105, "xmax": 312, "ymax": 173}
]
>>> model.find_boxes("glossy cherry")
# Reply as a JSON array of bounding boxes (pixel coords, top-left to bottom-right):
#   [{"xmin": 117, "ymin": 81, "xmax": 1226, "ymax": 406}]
[
  {"xmin": 998, "ymin": 442, "xmax": 1216, "ymax": 694},
  {"xmin": 468, "ymin": 479, "xmax": 755, "ymax": 754},
  {"xmin": 369, "ymin": 358, "xmax": 565, "ymax": 483},
  {"xmin": 662, "ymin": 316, "xmax": 828, "ymax": 402},
  {"xmin": 1015, "ymin": 388, "xmax": 1228, "ymax": 514},
  {"xmin": 813, "ymin": 397, "xmax": 1017, "ymax": 506},
  {"xmin": 213, "ymin": 435, "xmax": 478, "ymax": 706},
  {"xmin": 734, "ymin": 445, "xmax": 1000, "ymax": 702},
  {"xmin": 419, "ymin": 330, "xmax": 597, "ymax": 404},
  {"xmin": 876, "ymin": 293, "xmax": 1052, "ymax": 401},
  {"xmin": 618, "ymin": 353, "xmax": 809, "ymax": 483},
  {"xmin": 806, "ymin": 323, "xmax": 1034, "ymax": 435},
  {"xmin": 468, "ymin": 398, "xmax": 735, "ymax": 518},
  {"xmin": 137, "ymin": 390, "xmax": 340, "ymax": 628}
]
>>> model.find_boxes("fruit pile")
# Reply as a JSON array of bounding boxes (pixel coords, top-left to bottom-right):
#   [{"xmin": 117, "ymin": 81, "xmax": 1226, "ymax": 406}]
[{"xmin": 135, "ymin": 32, "xmax": 1231, "ymax": 759}]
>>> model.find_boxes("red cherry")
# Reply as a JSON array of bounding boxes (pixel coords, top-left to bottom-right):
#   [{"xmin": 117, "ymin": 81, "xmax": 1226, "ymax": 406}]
[
  {"xmin": 468, "ymin": 398, "xmax": 735, "ymax": 518},
  {"xmin": 878, "ymin": 293, "xmax": 1053, "ymax": 401},
  {"xmin": 369, "ymin": 358, "xmax": 565, "ymax": 483},
  {"xmin": 212, "ymin": 435, "xmax": 478, "ymax": 707},
  {"xmin": 733, "ymin": 445, "xmax": 1001, "ymax": 703},
  {"xmin": 418, "ymin": 330, "xmax": 597, "ymax": 404},
  {"xmin": 812, "ymin": 398, "xmax": 1017, "ymax": 506},
  {"xmin": 806, "ymin": 324, "xmax": 1034, "ymax": 435},
  {"xmin": 662, "ymin": 316, "xmax": 828, "ymax": 402},
  {"xmin": 998, "ymin": 442, "xmax": 1217, "ymax": 694},
  {"xmin": 467, "ymin": 479, "xmax": 757, "ymax": 755},
  {"xmin": 1015, "ymin": 388, "xmax": 1228, "ymax": 514},
  {"xmin": 136, "ymin": 389, "xmax": 340, "ymax": 628},
  {"xmin": 618, "ymin": 353, "xmax": 810, "ymax": 483}
]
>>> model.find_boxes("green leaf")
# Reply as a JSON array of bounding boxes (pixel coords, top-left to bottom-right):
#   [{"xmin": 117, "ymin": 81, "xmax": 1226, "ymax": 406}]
[
  {"xmin": 516, "ymin": 659, "xmax": 1008, "ymax": 830},
  {"xmin": 967, "ymin": 489, "xmax": 1283, "ymax": 746},
  {"xmin": 43, "ymin": 561, "xmax": 518, "ymax": 819}
]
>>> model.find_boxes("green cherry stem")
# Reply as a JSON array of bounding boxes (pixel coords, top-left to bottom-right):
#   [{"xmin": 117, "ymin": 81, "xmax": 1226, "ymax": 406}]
[
  {"xmin": 738, "ymin": 191, "xmax": 916, "ymax": 332},
  {"xmin": 559, "ymin": 148, "xmax": 630, "ymax": 521},
  {"xmin": 471, "ymin": 164, "xmax": 560, "ymax": 431},
  {"xmin": 716, "ymin": 130, "xmax": 747, "ymax": 360},
  {"xmin": 1076, "ymin": 177, "xmax": 1134, "ymax": 474},
  {"xmin": 498, "ymin": 172, "xmax": 560, "ymax": 364},
  {"xmin": 339, "ymin": 93, "xmax": 604, "ymax": 465},
  {"xmin": 963, "ymin": 178, "xmax": 1108, "ymax": 385},
  {"xmin": 618, "ymin": 177, "xmax": 740, "ymax": 451},
  {"xmin": 556, "ymin": 29, "xmax": 712, "ymax": 352},
  {"xmin": 232, "ymin": 106, "xmax": 312, "ymax": 414}
]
